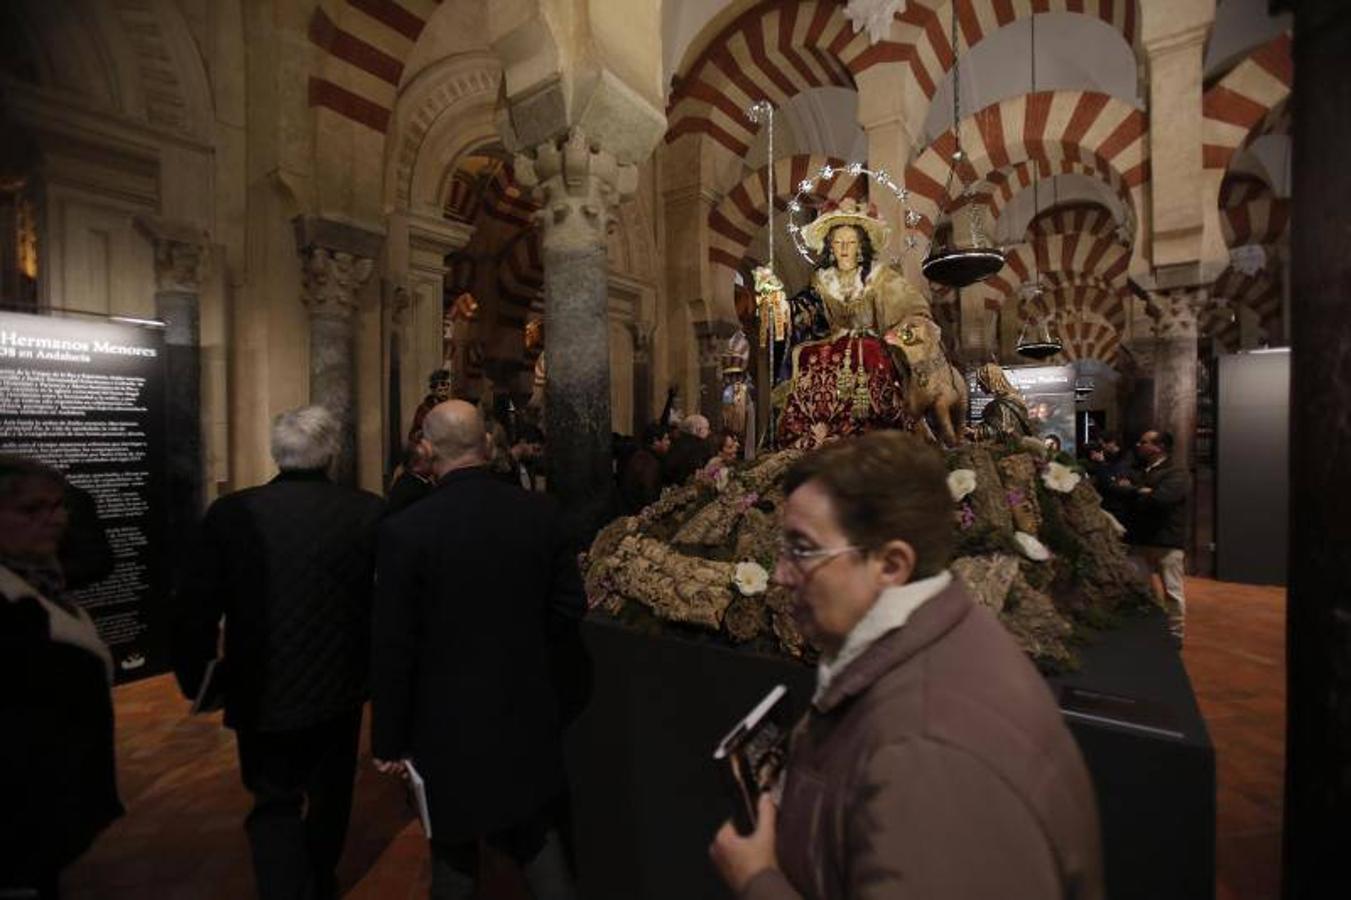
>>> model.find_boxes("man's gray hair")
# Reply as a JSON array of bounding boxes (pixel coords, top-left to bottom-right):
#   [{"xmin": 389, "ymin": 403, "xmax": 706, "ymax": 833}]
[
  {"xmin": 271, "ymin": 405, "xmax": 340, "ymax": 471},
  {"xmin": 680, "ymin": 414, "xmax": 710, "ymax": 438}
]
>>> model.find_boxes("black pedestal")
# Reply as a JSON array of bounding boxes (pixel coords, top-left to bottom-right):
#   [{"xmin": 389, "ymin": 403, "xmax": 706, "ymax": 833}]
[{"xmin": 565, "ymin": 610, "xmax": 1214, "ymax": 900}]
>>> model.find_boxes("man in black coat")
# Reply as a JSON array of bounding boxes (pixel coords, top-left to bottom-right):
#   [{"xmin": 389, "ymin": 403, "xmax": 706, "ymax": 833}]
[
  {"xmin": 373, "ymin": 399, "xmax": 585, "ymax": 900},
  {"xmin": 173, "ymin": 405, "xmax": 383, "ymax": 900},
  {"xmin": 1109, "ymin": 429, "xmax": 1191, "ymax": 643},
  {"xmin": 385, "ymin": 438, "xmax": 436, "ymax": 518}
]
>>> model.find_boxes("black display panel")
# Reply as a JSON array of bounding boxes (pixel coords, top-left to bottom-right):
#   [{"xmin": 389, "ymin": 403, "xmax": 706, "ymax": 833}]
[{"xmin": 0, "ymin": 310, "xmax": 168, "ymax": 682}]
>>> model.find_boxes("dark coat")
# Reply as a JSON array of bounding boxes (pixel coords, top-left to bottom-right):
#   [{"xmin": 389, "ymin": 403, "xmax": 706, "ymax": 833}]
[
  {"xmin": 0, "ymin": 569, "xmax": 123, "ymax": 883},
  {"xmin": 662, "ymin": 433, "xmax": 713, "ymax": 486},
  {"xmin": 172, "ymin": 469, "xmax": 383, "ymax": 732},
  {"xmin": 1117, "ymin": 457, "xmax": 1191, "ymax": 549},
  {"xmin": 620, "ymin": 447, "xmax": 663, "ymax": 512},
  {"xmin": 745, "ymin": 579, "xmax": 1102, "ymax": 900},
  {"xmin": 385, "ymin": 470, "xmax": 435, "ymax": 518},
  {"xmin": 371, "ymin": 467, "xmax": 587, "ymax": 843}
]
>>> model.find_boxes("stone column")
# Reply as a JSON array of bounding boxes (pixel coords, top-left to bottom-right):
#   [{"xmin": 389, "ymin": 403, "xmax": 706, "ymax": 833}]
[
  {"xmin": 135, "ymin": 217, "xmax": 209, "ymax": 552},
  {"xmin": 294, "ymin": 218, "xmax": 380, "ymax": 483},
  {"xmin": 1140, "ymin": 1, "xmax": 1214, "ymax": 269},
  {"xmin": 1286, "ymin": 2, "xmax": 1351, "ymax": 896},
  {"xmin": 515, "ymin": 130, "xmax": 637, "ymax": 540},
  {"xmin": 662, "ymin": 178, "xmax": 722, "ymax": 409},
  {"xmin": 629, "ymin": 321, "xmax": 655, "ymax": 430},
  {"xmin": 1147, "ymin": 289, "xmax": 1205, "ymax": 470}
]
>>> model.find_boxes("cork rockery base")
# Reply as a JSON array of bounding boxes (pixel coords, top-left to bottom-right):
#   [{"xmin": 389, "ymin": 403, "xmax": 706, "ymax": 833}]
[{"xmin": 583, "ymin": 444, "xmax": 1153, "ymax": 670}]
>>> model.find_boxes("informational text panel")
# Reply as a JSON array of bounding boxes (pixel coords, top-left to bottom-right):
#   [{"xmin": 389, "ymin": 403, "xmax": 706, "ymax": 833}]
[{"xmin": 0, "ymin": 310, "xmax": 168, "ymax": 682}]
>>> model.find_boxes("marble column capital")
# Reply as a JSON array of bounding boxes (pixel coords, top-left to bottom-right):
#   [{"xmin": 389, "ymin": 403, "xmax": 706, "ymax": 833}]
[
  {"xmin": 627, "ymin": 320, "xmax": 657, "ymax": 359},
  {"xmin": 300, "ymin": 246, "xmax": 375, "ymax": 322},
  {"xmin": 515, "ymin": 129, "xmax": 638, "ymax": 251},
  {"xmin": 387, "ymin": 282, "xmax": 413, "ymax": 327},
  {"xmin": 1148, "ymin": 288, "xmax": 1208, "ymax": 340},
  {"xmin": 133, "ymin": 215, "xmax": 211, "ymax": 292}
]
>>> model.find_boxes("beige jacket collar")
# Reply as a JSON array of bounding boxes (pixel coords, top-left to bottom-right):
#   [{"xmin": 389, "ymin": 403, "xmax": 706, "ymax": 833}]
[
  {"xmin": 813, "ymin": 571, "xmax": 952, "ymax": 707},
  {"xmin": 0, "ymin": 564, "xmax": 114, "ymax": 682}
]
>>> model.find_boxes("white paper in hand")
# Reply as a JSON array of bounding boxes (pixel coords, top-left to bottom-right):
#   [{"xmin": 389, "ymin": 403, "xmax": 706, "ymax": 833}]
[{"xmin": 405, "ymin": 761, "xmax": 432, "ymax": 839}]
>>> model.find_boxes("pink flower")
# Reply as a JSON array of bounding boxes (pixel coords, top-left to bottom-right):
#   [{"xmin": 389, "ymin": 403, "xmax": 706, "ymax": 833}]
[{"xmin": 958, "ymin": 502, "xmax": 976, "ymax": 530}]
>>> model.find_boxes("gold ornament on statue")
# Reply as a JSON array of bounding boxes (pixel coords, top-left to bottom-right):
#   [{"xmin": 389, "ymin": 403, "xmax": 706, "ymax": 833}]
[{"xmin": 752, "ymin": 266, "xmax": 790, "ymax": 347}]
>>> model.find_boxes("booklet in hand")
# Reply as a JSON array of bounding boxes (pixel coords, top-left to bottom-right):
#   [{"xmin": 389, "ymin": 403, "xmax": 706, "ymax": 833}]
[
  {"xmin": 713, "ymin": 684, "xmax": 791, "ymax": 836},
  {"xmin": 190, "ymin": 658, "xmax": 226, "ymax": 715},
  {"xmin": 405, "ymin": 760, "xmax": 433, "ymax": 839}
]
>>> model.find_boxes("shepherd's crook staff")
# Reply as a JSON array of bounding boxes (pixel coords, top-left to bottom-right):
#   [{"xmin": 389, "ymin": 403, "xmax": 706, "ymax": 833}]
[{"xmin": 747, "ymin": 99, "xmax": 777, "ymax": 449}]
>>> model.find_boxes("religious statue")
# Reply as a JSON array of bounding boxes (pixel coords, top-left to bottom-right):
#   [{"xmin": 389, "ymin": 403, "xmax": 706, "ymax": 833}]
[
  {"xmin": 442, "ymin": 290, "xmax": 480, "ymax": 379},
  {"xmin": 409, "ymin": 368, "xmax": 452, "ymax": 441},
  {"xmin": 773, "ymin": 198, "xmax": 933, "ymax": 448},
  {"xmin": 968, "ymin": 362, "xmax": 1037, "ymax": 444},
  {"xmin": 720, "ymin": 331, "xmax": 756, "ymax": 456},
  {"xmin": 527, "ymin": 351, "xmax": 547, "ymax": 417}
]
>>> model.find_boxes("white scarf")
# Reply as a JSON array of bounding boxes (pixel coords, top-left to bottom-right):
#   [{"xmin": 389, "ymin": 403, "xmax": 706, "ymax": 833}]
[
  {"xmin": 813, "ymin": 571, "xmax": 952, "ymax": 706},
  {"xmin": 0, "ymin": 564, "xmax": 114, "ymax": 682}
]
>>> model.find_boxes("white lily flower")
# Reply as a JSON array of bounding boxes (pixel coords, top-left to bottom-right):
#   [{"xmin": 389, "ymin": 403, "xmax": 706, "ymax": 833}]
[
  {"xmin": 733, "ymin": 561, "xmax": 770, "ymax": 596},
  {"xmin": 947, "ymin": 468, "xmax": 977, "ymax": 502},
  {"xmin": 1014, "ymin": 531, "xmax": 1052, "ymax": 562},
  {"xmin": 1041, "ymin": 461, "xmax": 1082, "ymax": 494}
]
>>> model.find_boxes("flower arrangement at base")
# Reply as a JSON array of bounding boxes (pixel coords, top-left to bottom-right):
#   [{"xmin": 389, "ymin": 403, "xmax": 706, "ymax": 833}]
[{"xmin": 584, "ymin": 441, "xmax": 1152, "ymax": 671}]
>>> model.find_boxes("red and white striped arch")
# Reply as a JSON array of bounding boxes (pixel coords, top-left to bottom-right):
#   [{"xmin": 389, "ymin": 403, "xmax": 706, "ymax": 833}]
[
  {"xmin": 708, "ymin": 154, "xmax": 868, "ymax": 271},
  {"xmin": 891, "ymin": 0, "xmax": 1140, "ymax": 103},
  {"xmin": 307, "ymin": 0, "xmax": 441, "ymax": 134},
  {"xmin": 444, "ymin": 169, "xmax": 480, "ymax": 224},
  {"xmin": 498, "ymin": 230, "xmax": 544, "ymax": 310},
  {"xmin": 905, "ymin": 91, "xmax": 1148, "ymax": 241},
  {"xmin": 1202, "ymin": 31, "xmax": 1292, "ymax": 171},
  {"xmin": 1028, "ymin": 202, "xmax": 1119, "ymax": 240},
  {"xmin": 1222, "ymin": 196, "xmax": 1289, "ymax": 249},
  {"xmin": 1218, "ymin": 171, "xmax": 1271, "ymax": 210},
  {"xmin": 951, "ymin": 158, "xmax": 1134, "ymax": 241},
  {"xmin": 1212, "ymin": 265, "xmax": 1281, "ymax": 325},
  {"xmin": 666, "ymin": 0, "xmax": 905, "ymax": 156},
  {"xmin": 481, "ymin": 163, "xmax": 539, "ymax": 230},
  {"xmin": 1010, "ymin": 282, "xmax": 1122, "ymax": 365},
  {"xmin": 985, "ymin": 233, "xmax": 1129, "ymax": 305}
]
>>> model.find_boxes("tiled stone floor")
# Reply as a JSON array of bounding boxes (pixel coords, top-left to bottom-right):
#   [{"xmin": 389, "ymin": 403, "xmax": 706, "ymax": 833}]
[{"xmin": 63, "ymin": 576, "xmax": 1284, "ymax": 899}]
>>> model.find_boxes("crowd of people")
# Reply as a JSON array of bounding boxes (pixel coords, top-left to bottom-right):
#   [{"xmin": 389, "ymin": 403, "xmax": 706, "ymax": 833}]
[{"xmin": 2, "ymin": 393, "xmax": 1191, "ymax": 899}]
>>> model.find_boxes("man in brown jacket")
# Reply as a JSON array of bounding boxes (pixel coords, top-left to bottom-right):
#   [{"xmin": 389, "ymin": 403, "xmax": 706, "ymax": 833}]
[{"xmin": 710, "ymin": 432, "xmax": 1103, "ymax": 900}]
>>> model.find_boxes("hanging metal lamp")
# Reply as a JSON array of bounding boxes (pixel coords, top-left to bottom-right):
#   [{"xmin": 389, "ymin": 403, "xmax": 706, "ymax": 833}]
[
  {"xmin": 1012, "ymin": 14, "xmax": 1061, "ymax": 360},
  {"xmin": 922, "ymin": 202, "xmax": 1006, "ymax": 286},
  {"xmin": 922, "ymin": 0, "xmax": 1004, "ymax": 289},
  {"xmin": 1015, "ymin": 317, "xmax": 1063, "ymax": 360}
]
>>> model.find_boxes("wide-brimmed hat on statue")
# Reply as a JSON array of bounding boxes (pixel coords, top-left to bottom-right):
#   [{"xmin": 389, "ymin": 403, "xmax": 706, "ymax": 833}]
[{"xmin": 801, "ymin": 197, "xmax": 891, "ymax": 256}]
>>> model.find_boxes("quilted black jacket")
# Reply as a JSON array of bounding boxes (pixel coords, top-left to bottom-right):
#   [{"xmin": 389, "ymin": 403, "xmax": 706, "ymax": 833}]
[{"xmin": 172, "ymin": 469, "xmax": 383, "ymax": 731}]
